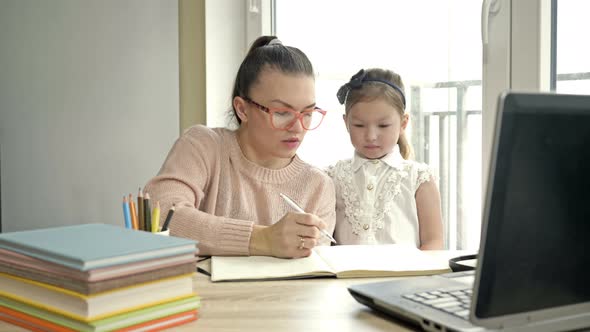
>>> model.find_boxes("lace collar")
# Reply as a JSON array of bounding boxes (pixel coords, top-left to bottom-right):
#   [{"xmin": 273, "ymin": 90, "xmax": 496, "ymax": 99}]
[{"xmin": 351, "ymin": 145, "xmax": 404, "ymax": 173}]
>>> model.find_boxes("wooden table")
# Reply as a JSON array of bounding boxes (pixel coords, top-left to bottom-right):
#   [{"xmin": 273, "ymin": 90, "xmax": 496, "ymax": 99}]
[
  {"xmin": 186, "ymin": 273, "xmax": 417, "ymax": 332},
  {"xmin": 0, "ymin": 270, "xmax": 418, "ymax": 332}
]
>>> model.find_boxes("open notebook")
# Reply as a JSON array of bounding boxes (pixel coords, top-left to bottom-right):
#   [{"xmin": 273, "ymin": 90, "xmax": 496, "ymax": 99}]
[{"xmin": 211, "ymin": 244, "xmax": 457, "ymax": 282}]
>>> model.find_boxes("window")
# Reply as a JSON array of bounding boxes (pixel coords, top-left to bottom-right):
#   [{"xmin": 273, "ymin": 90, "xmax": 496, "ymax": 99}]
[
  {"xmin": 275, "ymin": 0, "xmax": 483, "ymax": 249},
  {"xmin": 555, "ymin": 0, "xmax": 590, "ymax": 94}
]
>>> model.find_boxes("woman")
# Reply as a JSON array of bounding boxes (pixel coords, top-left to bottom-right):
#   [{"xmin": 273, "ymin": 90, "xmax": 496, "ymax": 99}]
[{"xmin": 145, "ymin": 36, "xmax": 335, "ymax": 258}]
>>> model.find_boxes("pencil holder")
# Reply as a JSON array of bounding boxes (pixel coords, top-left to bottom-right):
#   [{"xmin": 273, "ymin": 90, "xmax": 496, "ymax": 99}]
[{"xmin": 155, "ymin": 229, "xmax": 170, "ymax": 236}]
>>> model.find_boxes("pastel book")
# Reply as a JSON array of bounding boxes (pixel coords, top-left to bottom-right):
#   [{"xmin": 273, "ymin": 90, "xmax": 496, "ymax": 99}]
[
  {"xmin": 0, "ymin": 295, "xmax": 200, "ymax": 332},
  {"xmin": 0, "ymin": 223, "xmax": 198, "ymax": 271},
  {"xmin": 0, "ymin": 248, "xmax": 197, "ymax": 295},
  {"xmin": 211, "ymin": 244, "xmax": 456, "ymax": 282},
  {"xmin": 0, "ymin": 272, "xmax": 196, "ymax": 322}
]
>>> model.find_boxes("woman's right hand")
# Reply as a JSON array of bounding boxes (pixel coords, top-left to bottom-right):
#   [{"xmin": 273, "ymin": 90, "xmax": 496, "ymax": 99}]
[{"xmin": 249, "ymin": 212, "xmax": 328, "ymax": 258}]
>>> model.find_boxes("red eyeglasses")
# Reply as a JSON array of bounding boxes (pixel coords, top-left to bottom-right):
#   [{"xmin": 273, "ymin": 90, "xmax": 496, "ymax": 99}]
[{"xmin": 243, "ymin": 97, "xmax": 327, "ymax": 131}]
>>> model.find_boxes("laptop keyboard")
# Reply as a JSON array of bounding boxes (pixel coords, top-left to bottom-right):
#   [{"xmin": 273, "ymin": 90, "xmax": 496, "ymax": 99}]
[{"xmin": 403, "ymin": 288, "xmax": 472, "ymax": 320}]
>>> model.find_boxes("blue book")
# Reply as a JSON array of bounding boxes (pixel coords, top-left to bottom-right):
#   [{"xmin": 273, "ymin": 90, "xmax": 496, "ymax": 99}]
[{"xmin": 0, "ymin": 224, "xmax": 197, "ymax": 271}]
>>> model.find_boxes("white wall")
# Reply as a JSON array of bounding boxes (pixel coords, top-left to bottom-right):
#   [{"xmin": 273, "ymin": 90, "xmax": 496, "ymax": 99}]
[{"xmin": 0, "ymin": 0, "xmax": 179, "ymax": 232}]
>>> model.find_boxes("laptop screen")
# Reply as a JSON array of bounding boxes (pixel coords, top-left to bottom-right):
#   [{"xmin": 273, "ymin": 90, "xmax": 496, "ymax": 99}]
[{"xmin": 475, "ymin": 93, "xmax": 590, "ymax": 319}]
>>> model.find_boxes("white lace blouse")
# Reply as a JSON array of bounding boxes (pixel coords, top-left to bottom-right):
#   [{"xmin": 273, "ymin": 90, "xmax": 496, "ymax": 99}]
[{"xmin": 327, "ymin": 146, "xmax": 435, "ymax": 246}]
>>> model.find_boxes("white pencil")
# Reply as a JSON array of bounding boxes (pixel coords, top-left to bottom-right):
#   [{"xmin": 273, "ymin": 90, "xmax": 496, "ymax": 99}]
[{"xmin": 279, "ymin": 193, "xmax": 337, "ymax": 244}]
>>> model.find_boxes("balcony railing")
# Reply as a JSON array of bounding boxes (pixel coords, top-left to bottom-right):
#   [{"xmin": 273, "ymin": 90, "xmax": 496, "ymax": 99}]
[{"xmin": 409, "ymin": 72, "xmax": 590, "ymax": 249}]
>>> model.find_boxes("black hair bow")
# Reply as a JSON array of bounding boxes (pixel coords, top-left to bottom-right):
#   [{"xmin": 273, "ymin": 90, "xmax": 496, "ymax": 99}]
[{"xmin": 336, "ymin": 69, "xmax": 366, "ymax": 105}]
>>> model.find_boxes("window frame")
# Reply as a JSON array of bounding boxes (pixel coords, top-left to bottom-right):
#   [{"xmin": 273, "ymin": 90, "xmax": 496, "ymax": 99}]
[
  {"xmin": 242, "ymin": 0, "xmax": 553, "ymax": 249},
  {"xmin": 482, "ymin": 0, "xmax": 552, "ymax": 199}
]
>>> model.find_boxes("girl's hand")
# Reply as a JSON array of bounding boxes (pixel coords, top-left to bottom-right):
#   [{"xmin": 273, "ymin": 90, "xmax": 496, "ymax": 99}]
[{"xmin": 249, "ymin": 212, "xmax": 328, "ymax": 258}]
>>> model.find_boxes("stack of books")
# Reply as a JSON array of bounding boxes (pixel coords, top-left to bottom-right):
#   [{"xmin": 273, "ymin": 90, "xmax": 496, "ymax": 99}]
[{"xmin": 0, "ymin": 223, "xmax": 200, "ymax": 331}]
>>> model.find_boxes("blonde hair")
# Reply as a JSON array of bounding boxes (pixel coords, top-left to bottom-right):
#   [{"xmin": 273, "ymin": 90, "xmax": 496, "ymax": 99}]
[{"xmin": 342, "ymin": 68, "xmax": 412, "ymax": 159}]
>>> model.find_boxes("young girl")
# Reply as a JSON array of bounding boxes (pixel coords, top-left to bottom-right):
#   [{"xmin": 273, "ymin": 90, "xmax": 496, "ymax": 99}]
[{"xmin": 328, "ymin": 68, "xmax": 443, "ymax": 249}]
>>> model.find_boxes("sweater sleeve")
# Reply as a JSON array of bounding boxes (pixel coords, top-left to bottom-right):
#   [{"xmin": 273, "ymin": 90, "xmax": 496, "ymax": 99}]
[
  {"xmin": 317, "ymin": 181, "xmax": 336, "ymax": 246},
  {"xmin": 144, "ymin": 126, "xmax": 253, "ymax": 256},
  {"xmin": 306, "ymin": 168, "xmax": 337, "ymax": 246}
]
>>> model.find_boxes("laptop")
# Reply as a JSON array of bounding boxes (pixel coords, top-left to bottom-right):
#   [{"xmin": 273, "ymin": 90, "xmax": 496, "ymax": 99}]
[{"xmin": 348, "ymin": 92, "xmax": 590, "ymax": 332}]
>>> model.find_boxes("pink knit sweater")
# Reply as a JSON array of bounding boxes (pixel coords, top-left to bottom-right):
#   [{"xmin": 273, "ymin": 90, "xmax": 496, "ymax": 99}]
[{"xmin": 144, "ymin": 125, "xmax": 336, "ymax": 256}]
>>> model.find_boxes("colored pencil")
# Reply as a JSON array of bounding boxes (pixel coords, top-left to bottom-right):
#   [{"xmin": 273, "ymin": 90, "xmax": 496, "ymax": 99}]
[
  {"xmin": 151, "ymin": 201, "xmax": 160, "ymax": 233},
  {"xmin": 161, "ymin": 204, "xmax": 176, "ymax": 231},
  {"xmin": 138, "ymin": 188, "xmax": 145, "ymax": 231},
  {"xmin": 129, "ymin": 193, "xmax": 139, "ymax": 230},
  {"xmin": 144, "ymin": 192, "xmax": 152, "ymax": 232},
  {"xmin": 122, "ymin": 196, "xmax": 132, "ymax": 229}
]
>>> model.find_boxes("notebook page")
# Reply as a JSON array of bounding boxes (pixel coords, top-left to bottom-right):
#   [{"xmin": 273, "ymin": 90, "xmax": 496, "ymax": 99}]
[
  {"xmin": 315, "ymin": 244, "xmax": 451, "ymax": 277},
  {"xmin": 211, "ymin": 250, "xmax": 334, "ymax": 282}
]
